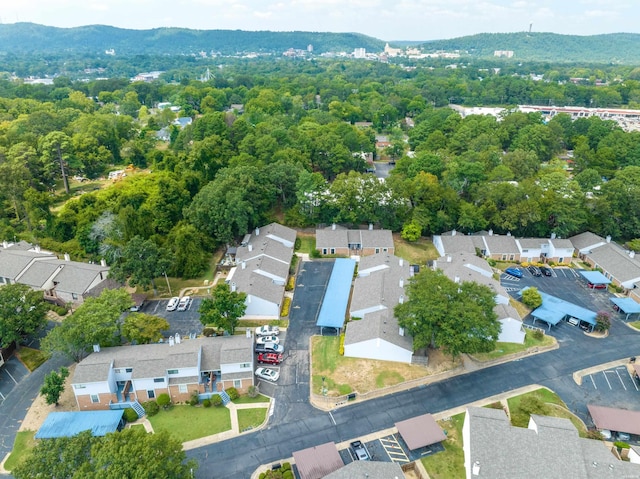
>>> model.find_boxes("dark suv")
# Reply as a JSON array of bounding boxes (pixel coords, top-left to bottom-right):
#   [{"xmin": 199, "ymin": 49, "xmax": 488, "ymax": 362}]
[
  {"xmin": 350, "ymin": 440, "xmax": 371, "ymax": 461},
  {"xmin": 527, "ymin": 265, "xmax": 542, "ymax": 277},
  {"xmin": 539, "ymin": 266, "xmax": 552, "ymax": 277}
]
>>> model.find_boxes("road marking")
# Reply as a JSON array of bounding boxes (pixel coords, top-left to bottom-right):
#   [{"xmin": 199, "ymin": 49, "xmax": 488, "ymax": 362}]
[
  {"xmin": 379, "ymin": 436, "xmax": 410, "ymax": 463},
  {"xmin": 602, "ymin": 371, "xmax": 612, "ymax": 389},
  {"xmin": 328, "ymin": 411, "xmax": 336, "ymax": 425},
  {"xmin": 0, "ymin": 391, "xmax": 5, "ymax": 400},
  {"xmin": 589, "ymin": 375, "xmax": 597, "ymax": 389},
  {"xmin": 4, "ymin": 368, "xmax": 18, "ymax": 385},
  {"xmin": 628, "ymin": 370, "xmax": 640, "ymax": 391},
  {"xmin": 615, "ymin": 369, "xmax": 628, "ymax": 390}
]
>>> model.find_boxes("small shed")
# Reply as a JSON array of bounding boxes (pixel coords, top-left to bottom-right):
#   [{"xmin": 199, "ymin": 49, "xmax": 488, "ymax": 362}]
[
  {"xmin": 396, "ymin": 413, "xmax": 447, "ymax": 450},
  {"xmin": 293, "ymin": 442, "xmax": 344, "ymax": 479},
  {"xmin": 610, "ymin": 297, "xmax": 640, "ymax": 320},
  {"xmin": 36, "ymin": 410, "xmax": 125, "ymax": 439}
]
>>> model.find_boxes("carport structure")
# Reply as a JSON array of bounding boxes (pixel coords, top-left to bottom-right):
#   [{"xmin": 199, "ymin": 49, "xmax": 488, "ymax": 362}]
[
  {"xmin": 316, "ymin": 258, "xmax": 356, "ymax": 335},
  {"xmin": 292, "ymin": 442, "xmax": 344, "ymax": 479},
  {"xmin": 35, "ymin": 410, "xmax": 125, "ymax": 439},
  {"xmin": 587, "ymin": 404, "xmax": 640, "ymax": 436},
  {"xmin": 395, "ymin": 413, "xmax": 446, "ymax": 451},
  {"xmin": 610, "ymin": 297, "xmax": 640, "ymax": 320},
  {"xmin": 527, "ymin": 288, "xmax": 597, "ymax": 331},
  {"xmin": 579, "ymin": 270, "xmax": 612, "ymax": 288}
]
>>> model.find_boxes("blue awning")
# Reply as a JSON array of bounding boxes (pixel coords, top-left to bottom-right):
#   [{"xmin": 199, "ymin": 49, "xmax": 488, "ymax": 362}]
[
  {"xmin": 579, "ymin": 271, "xmax": 611, "ymax": 285},
  {"xmin": 526, "ymin": 287, "xmax": 597, "ymax": 329},
  {"xmin": 36, "ymin": 410, "xmax": 124, "ymax": 439},
  {"xmin": 611, "ymin": 297, "xmax": 640, "ymax": 319},
  {"xmin": 316, "ymin": 258, "xmax": 356, "ymax": 330}
]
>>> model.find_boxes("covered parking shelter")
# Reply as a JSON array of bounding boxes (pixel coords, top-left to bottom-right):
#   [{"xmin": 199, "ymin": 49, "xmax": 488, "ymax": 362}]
[
  {"xmin": 588, "ymin": 404, "xmax": 640, "ymax": 436},
  {"xmin": 527, "ymin": 288, "xmax": 597, "ymax": 332},
  {"xmin": 316, "ymin": 258, "xmax": 356, "ymax": 335},
  {"xmin": 396, "ymin": 413, "xmax": 446, "ymax": 451},
  {"xmin": 579, "ymin": 271, "xmax": 612, "ymax": 288},
  {"xmin": 610, "ymin": 297, "xmax": 640, "ymax": 321},
  {"xmin": 35, "ymin": 410, "xmax": 125, "ymax": 439},
  {"xmin": 293, "ymin": 442, "xmax": 344, "ymax": 479}
]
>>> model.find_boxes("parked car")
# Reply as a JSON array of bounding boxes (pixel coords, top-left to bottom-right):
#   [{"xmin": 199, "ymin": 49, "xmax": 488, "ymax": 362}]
[
  {"xmin": 618, "ymin": 432, "xmax": 631, "ymax": 441},
  {"xmin": 539, "ymin": 266, "xmax": 552, "ymax": 277},
  {"xmin": 166, "ymin": 297, "xmax": 180, "ymax": 311},
  {"xmin": 255, "ymin": 367, "xmax": 279, "ymax": 382},
  {"xmin": 505, "ymin": 267, "xmax": 523, "ymax": 278},
  {"xmin": 255, "ymin": 325, "xmax": 280, "ymax": 337},
  {"xmin": 255, "ymin": 343, "xmax": 284, "ymax": 354},
  {"xmin": 600, "ymin": 429, "xmax": 612, "ymax": 440},
  {"xmin": 257, "ymin": 352, "xmax": 284, "ymax": 365},
  {"xmin": 527, "ymin": 265, "xmax": 542, "ymax": 277},
  {"xmin": 177, "ymin": 296, "xmax": 192, "ymax": 311},
  {"xmin": 350, "ymin": 440, "xmax": 371, "ymax": 461},
  {"xmin": 256, "ymin": 335, "xmax": 280, "ymax": 345},
  {"xmin": 587, "ymin": 282, "xmax": 608, "ymax": 290}
]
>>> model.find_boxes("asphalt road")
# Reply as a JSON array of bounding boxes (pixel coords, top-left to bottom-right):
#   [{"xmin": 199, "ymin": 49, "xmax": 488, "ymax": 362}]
[{"xmin": 187, "ymin": 277, "xmax": 640, "ymax": 478}]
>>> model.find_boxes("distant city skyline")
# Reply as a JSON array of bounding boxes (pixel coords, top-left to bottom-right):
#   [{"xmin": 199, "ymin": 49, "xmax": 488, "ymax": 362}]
[{"xmin": 2, "ymin": 1, "xmax": 638, "ymax": 42}]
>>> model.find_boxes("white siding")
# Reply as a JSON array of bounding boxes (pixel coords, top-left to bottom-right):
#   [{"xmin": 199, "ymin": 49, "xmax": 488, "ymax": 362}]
[
  {"xmin": 73, "ymin": 381, "xmax": 111, "ymax": 396},
  {"xmin": 498, "ymin": 318, "xmax": 526, "ymax": 344},
  {"xmin": 344, "ymin": 338, "xmax": 412, "ymax": 364},
  {"xmin": 168, "ymin": 366, "xmax": 199, "ymax": 378},
  {"xmin": 221, "ymin": 362, "xmax": 253, "ymax": 375},
  {"xmin": 134, "ymin": 377, "xmax": 166, "ymax": 390},
  {"xmin": 244, "ymin": 295, "xmax": 279, "ymax": 318}
]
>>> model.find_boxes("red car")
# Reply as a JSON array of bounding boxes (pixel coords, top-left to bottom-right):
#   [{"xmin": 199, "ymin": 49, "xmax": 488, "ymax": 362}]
[
  {"xmin": 588, "ymin": 282, "xmax": 607, "ymax": 290},
  {"xmin": 257, "ymin": 352, "xmax": 283, "ymax": 365}
]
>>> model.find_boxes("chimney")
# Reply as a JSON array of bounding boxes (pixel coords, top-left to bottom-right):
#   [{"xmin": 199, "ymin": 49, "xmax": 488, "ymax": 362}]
[
  {"xmin": 332, "ymin": 223, "xmax": 336, "ymax": 230},
  {"xmin": 488, "ymin": 229, "xmax": 493, "ymax": 236},
  {"xmin": 399, "ymin": 278, "xmax": 404, "ymax": 288},
  {"xmin": 507, "ymin": 231, "xmax": 512, "ymax": 237},
  {"xmin": 168, "ymin": 336, "xmax": 175, "ymax": 346},
  {"xmin": 551, "ymin": 232, "xmax": 557, "ymax": 240},
  {"xmin": 399, "ymin": 295, "xmax": 404, "ymax": 304},
  {"xmin": 64, "ymin": 253, "xmax": 70, "ymax": 261},
  {"xmin": 472, "ymin": 461, "xmax": 481, "ymax": 476},
  {"xmin": 399, "ymin": 258, "xmax": 404, "ymax": 267},
  {"xmin": 368, "ymin": 223, "xmax": 373, "ymax": 230},
  {"xmin": 241, "ymin": 261, "xmax": 246, "ymax": 270},
  {"xmin": 399, "ymin": 327, "xmax": 405, "ymax": 336},
  {"xmin": 454, "ymin": 276, "xmax": 460, "ymax": 284},
  {"xmin": 630, "ymin": 251, "xmax": 636, "ymax": 259},
  {"xmin": 606, "ymin": 235, "xmax": 611, "ymax": 243},
  {"xmin": 447, "ymin": 255, "xmax": 452, "ymax": 263},
  {"xmin": 2, "ymin": 241, "xmax": 7, "ymax": 248},
  {"xmin": 451, "ymin": 229, "xmax": 457, "ymax": 236},
  {"xmin": 248, "ymin": 243, "xmax": 253, "ymax": 252},
  {"xmin": 35, "ymin": 244, "xmax": 41, "ymax": 252},
  {"xmin": 255, "ymin": 227, "xmax": 260, "ymax": 236},
  {"xmin": 175, "ymin": 333, "xmax": 181, "ymax": 344},
  {"xmin": 100, "ymin": 258, "xmax": 107, "ymax": 267},
  {"xmin": 231, "ymin": 282, "xmax": 237, "ymax": 292},
  {"xmin": 93, "ymin": 344, "xmax": 100, "ymax": 353}
]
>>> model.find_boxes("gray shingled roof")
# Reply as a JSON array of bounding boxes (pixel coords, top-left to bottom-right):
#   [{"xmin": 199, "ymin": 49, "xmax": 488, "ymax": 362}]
[
  {"xmin": 518, "ymin": 238, "xmax": 545, "ymax": 249},
  {"xmin": 344, "ymin": 309, "xmax": 413, "ymax": 351},
  {"xmin": 465, "ymin": 407, "xmax": 639, "ymax": 479},
  {"xmin": 587, "ymin": 243, "xmax": 640, "ymax": 283},
  {"xmin": 316, "ymin": 228, "xmax": 394, "ymax": 249},
  {"xmin": 323, "ymin": 461, "xmax": 404, "ymax": 479},
  {"xmin": 16, "ymin": 260, "xmax": 62, "ymax": 288},
  {"xmin": 236, "ymin": 237, "xmax": 293, "ymax": 264},
  {"xmin": 316, "ymin": 228, "xmax": 348, "ymax": 249},
  {"xmin": 0, "ymin": 249, "xmax": 53, "ymax": 280},
  {"xmin": 570, "ymin": 231, "xmax": 606, "ymax": 252},
  {"xmin": 46, "ymin": 261, "xmax": 109, "ymax": 294},
  {"xmin": 435, "ymin": 253, "xmax": 509, "ymax": 299},
  {"xmin": 231, "ymin": 267, "xmax": 284, "ymax": 304},
  {"xmin": 482, "ymin": 235, "xmax": 520, "ymax": 254},
  {"xmin": 438, "ymin": 235, "xmax": 477, "ymax": 255},
  {"xmin": 550, "ymin": 238, "xmax": 574, "ymax": 250}
]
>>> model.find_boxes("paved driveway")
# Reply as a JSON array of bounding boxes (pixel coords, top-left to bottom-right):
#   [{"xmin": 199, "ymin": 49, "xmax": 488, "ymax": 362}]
[
  {"xmin": 0, "ymin": 355, "xmax": 30, "ymax": 403},
  {"xmin": 270, "ymin": 260, "xmax": 335, "ymax": 425},
  {"xmin": 138, "ymin": 297, "xmax": 204, "ymax": 338}
]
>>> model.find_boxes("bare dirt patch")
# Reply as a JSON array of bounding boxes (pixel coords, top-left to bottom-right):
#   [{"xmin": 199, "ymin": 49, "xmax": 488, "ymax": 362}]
[{"xmin": 19, "ymin": 363, "xmax": 77, "ymax": 432}]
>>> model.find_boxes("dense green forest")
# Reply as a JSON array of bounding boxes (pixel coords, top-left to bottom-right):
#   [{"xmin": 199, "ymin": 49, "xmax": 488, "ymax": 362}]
[
  {"xmin": 0, "ymin": 23, "xmax": 384, "ymax": 55},
  {"xmin": 421, "ymin": 32, "xmax": 640, "ymax": 64},
  {"xmin": 2, "ymin": 59, "xmax": 640, "ymax": 281}
]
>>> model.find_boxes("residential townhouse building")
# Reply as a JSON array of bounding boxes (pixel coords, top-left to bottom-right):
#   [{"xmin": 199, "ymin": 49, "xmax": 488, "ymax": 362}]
[{"xmin": 316, "ymin": 224, "xmax": 395, "ymax": 256}]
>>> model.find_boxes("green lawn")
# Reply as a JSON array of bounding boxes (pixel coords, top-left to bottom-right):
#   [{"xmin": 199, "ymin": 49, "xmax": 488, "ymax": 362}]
[
  {"xmin": 233, "ymin": 394, "xmax": 270, "ymax": 404},
  {"xmin": 506, "ymin": 388, "xmax": 586, "ymax": 434},
  {"xmin": 16, "ymin": 347, "xmax": 49, "ymax": 371},
  {"xmin": 472, "ymin": 330, "xmax": 556, "ymax": 361},
  {"xmin": 237, "ymin": 408, "xmax": 268, "ymax": 431},
  {"xmin": 630, "ymin": 321, "xmax": 640, "ymax": 330},
  {"xmin": 4, "ymin": 431, "xmax": 36, "ymax": 472},
  {"xmin": 394, "ymin": 235, "xmax": 439, "ymax": 265},
  {"xmin": 422, "ymin": 413, "xmax": 466, "ymax": 479},
  {"xmin": 148, "ymin": 405, "xmax": 231, "ymax": 442},
  {"xmin": 297, "ymin": 235, "xmax": 316, "ymax": 254}
]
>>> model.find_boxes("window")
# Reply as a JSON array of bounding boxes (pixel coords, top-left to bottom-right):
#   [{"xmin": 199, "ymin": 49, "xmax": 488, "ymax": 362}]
[
  {"xmin": 167, "ymin": 369, "xmax": 178, "ymax": 375},
  {"xmin": 74, "ymin": 384, "xmax": 86, "ymax": 390},
  {"xmin": 501, "ymin": 254, "xmax": 507, "ymax": 260},
  {"xmin": 383, "ymin": 248, "xmax": 388, "ymax": 252},
  {"xmin": 90, "ymin": 394, "xmax": 99, "ymax": 403},
  {"xmin": 148, "ymin": 390, "xmax": 155, "ymax": 399},
  {"xmin": 234, "ymin": 379, "xmax": 242, "ymax": 388},
  {"xmin": 330, "ymin": 248, "xmax": 335, "ymax": 254},
  {"xmin": 178, "ymin": 384, "xmax": 187, "ymax": 393},
  {"xmin": 522, "ymin": 249, "xmax": 529, "ymax": 253},
  {"xmin": 114, "ymin": 368, "xmax": 122, "ymax": 374},
  {"xmin": 72, "ymin": 293, "xmax": 78, "ymax": 300},
  {"xmin": 375, "ymin": 248, "xmax": 380, "ymax": 254},
  {"xmin": 509, "ymin": 254, "xmax": 515, "ymax": 261},
  {"xmin": 559, "ymin": 257, "xmax": 564, "ymax": 263},
  {"xmin": 125, "ymin": 368, "xmax": 132, "ymax": 373},
  {"xmin": 153, "ymin": 378, "xmax": 164, "ymax": 383},
  {"xmin": 322, "ymin": 248, "xmax": 327, "ymax": 255},
  {"xmin": 240, "ymin": 363, "xmax": 250, "ymax": 369}
]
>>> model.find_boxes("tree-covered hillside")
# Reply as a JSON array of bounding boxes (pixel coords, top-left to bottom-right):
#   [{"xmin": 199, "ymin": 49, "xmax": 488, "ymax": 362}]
[
  {"xmin": 0, "ymin": 23, "xmax": 384, "ymax": 55},
  {"xmin": 421, "ymin": 32, "xmax": 640, "ymax": 64}
]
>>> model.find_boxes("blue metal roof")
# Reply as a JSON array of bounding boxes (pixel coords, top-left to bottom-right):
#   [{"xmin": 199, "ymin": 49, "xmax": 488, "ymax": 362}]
[
  {"xmin": 611, "ymin": 297, "xmax": 640, "ymax": 314},
  {"xmin": 579, "ymin": 271, "xmax": 611, "ymax": 284},
  {"xmin": 36, "ymin": 410, "xmax": 124, "ymax": 439},
  {"xmin": 528, "ymin": 288, "xmax": 597, "ymax": 327},
  {"xmin": 316, "ymin": 258, "xmax": 356, "ymax": 329}
]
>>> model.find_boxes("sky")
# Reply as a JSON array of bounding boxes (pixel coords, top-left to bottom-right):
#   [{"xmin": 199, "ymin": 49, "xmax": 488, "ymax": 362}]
[{"xmin": 1, "ymin": 0, "xmax": 638, "ymax": 42}]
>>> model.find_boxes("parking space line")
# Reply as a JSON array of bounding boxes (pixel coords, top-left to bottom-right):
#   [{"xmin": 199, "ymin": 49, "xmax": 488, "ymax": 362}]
[
  {"xmin": 615, "ymin": 368, "xmax": 628, "ymax": 390},
  {"xmin": 328, "ymin": 411, "xmax": 336, "ymax": 425},
  {"xmin": 589, "ymin": 375, "xmax": 597, "ymax": 389},
  {"xmin": 629, "ymin": 370, "xmax": 640, "ymax": 391},
  {"xmin": 4, "ymin": 368, "xmax": 18, "ymax": 385},
  {"xmin": 0, "ymin": 390, "xmax": 5, "ymax": 400},
  {"xmin": 602, "ymin": 371, "xmax": 612, "ymax": 389},
  {"xmin": 379, "ymin": 436, "xmax": 409, "ymax": 463}
]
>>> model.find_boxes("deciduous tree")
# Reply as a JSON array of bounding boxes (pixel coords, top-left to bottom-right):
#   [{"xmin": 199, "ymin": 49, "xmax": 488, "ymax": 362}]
[
  {"xmin": 199, "ymin": 283, "xmax": 247, "ymax": 334},
  {"xmin": 0, "ymin": 283, "xmax": 48, "ymax": 348},
  {"xmin": 122, "ymin": 313, "xmax": 169, "ymax": 344},
  {"xmin": 40, "ymin": 366, "xmax": 70, "ymax": 405}
]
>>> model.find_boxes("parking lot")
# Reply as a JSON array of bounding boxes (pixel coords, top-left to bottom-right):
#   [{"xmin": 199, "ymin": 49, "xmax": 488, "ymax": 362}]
[
  {"xmin": 0, "ymin": 355, "xmax": 30, "ymax": 403},
  {"xmin": 337, "ymin": 434, "xmax": 442, "ymax": 467},
  {"xmin": 138, "ymin": 297, "xmax": 204, "ymax": 338},
  {"xmin": 583, "ymin": 365, "xmax": 640, "ymax": 393}
]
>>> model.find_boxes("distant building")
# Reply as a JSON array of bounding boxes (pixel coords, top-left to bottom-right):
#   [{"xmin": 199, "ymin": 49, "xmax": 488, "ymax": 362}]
[
  {"xmin": 494, "ymin": 50, "xmax": 514, "ymax": 58},
  {"xmin": 353, "ymin": 48, "xmax": 366, "ymax": 59},
  {"xmin": 384, "ymin": 43, "xmax": 403, "ymax": 57}
]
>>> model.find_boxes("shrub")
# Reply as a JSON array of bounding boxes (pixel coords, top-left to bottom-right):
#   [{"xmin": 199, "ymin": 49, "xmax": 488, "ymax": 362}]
[
  {"xmin": 310, "ymin": 248, "xmax": 321, "ymax": 258},
  {"xmin": 584, "ymin": 430, "xmax": 604, "ymax": 440},
  {"xmin": 259, "ymin": 474, "xmax": 266, "ymax": 479},
  {"xmin": 285, "ymin": 276, "xmax": 295, "ymax": 291},
  {"xmin": 211, "ymin": 394, "xmax": 223, "ymax": 407},
  {"xmin": 281, "ymin": 462, "xmax": 291, "ymax": 471},
  {"xmin": 532, "ymin": 329, "xmax": 544, "ymax": 341},
  {"xmin": 487, "ymin": 259, "xmax": 497, "ymax": 267},
  {"xmin": 142, "ymin": 400, "xmax": 159, "ymax": 417},
  {"xmin": 202, "ymin": 398, "xmax": 211, "ymax": 408},
  {"xmin": 51, "ymin": 305, "xmax": 68, "ymax": 316},
  {"xmin": 280, "ymin": 297, "xmax": 291, "ymax": 317},
  {"xmin": 247, "ymin": 385, "xmax": 259, "ymax": 398},
  {"xmin": 595, "ymin": 311, "xmax": 611, "ymax": 332},
  {"xmin": 189, "ymin": 391, "xmax": 199, "ymax": 406},
  {"xmin": 339, "ymin": 333, "xmax": 345, "ymax": 355},
  {"xmin": 225, "ymin": 387, "xmax": 239, "ymax": 400},
  {"xmin": 282, "ymin": 471, "xmax": 293, "ymax": 479},
  {"xmin": 289, "ymin": 254, "xmax": 299, "ymax": 275},
  {"xmin": 294, "ymin": 237, "xmax": 301, "ymax": 250},
  {"xmin": 157, "ymin": 393, "xmax": 171, "ymax": 409},
  {"xmin": 123, "ymin": 407, "xmax": 139, "ymax": 423},
  {"xmin": 614, "ymin": 441, "xmax": 630, "ymax": 449},
  {"xmin": 401, "ymin": 221, "xmax": 421, "ymax": 242}
]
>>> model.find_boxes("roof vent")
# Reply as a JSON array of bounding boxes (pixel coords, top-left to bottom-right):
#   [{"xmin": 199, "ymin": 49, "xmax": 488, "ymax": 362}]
[
  {"xmin": 472, "ymin": 461, "xmax": 481, "ymax": 475},
  {"xmin": 606, "ymin": 235, "xmax": 611, "ymax": 243},
  {"xmin": 92, "ymin": 344, "xmax": 100, "ymax": 353}
]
